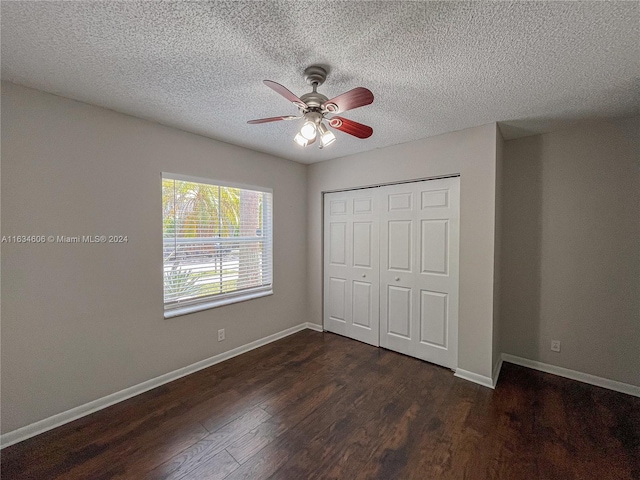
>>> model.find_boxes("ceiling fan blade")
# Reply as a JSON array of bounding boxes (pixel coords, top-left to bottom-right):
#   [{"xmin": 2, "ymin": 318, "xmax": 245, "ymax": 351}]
[
  {"xmin": 247, "ymin": 115, "xmax": 298, "ymax": 124},
  {"xmin": 263, "ymin": 80, "xmax": 307, "ymax": 108},
  {"xmin": 323, "ymin": 87, "xmax": 374, "ymax": 114},
  {"xmin": 328, "ymin": 116, "xmax": 373, "ymax": 139}
]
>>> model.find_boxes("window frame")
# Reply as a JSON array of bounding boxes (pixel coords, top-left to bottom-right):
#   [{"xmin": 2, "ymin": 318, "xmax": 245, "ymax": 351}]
[{"xmin": 162, "ymin": 173, "xmax": 273, "ymax": 319}]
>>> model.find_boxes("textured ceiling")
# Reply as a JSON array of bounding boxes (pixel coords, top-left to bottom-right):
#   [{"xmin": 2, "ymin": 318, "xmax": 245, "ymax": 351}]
[{"xmin": 2, "ymin": 1, "xmax": 638, "ymax": 164}]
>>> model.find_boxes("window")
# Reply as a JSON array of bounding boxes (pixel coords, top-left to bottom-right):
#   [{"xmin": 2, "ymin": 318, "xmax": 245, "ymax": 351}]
[{"xmin": 162, "ymin": 174, "xmax": 273, "ymax": 318}]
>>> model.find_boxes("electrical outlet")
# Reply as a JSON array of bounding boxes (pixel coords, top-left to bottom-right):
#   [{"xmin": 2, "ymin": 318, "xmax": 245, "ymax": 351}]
[
  {"xmin": 551, "ymin": 340, "xmax": 560, "ymax": 352},
  {"xmin": 218, "ymin": 329, "xmax": 225, "ymax": 342}
]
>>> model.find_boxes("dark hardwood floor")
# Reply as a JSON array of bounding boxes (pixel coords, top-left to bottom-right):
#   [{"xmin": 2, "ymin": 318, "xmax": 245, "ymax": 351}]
[{"xmin": 2, "ymin": 330, "xmax": 639, "ymax": 479}]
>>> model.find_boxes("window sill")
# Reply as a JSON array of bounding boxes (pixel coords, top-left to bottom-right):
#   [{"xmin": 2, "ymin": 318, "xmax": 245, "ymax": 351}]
[{"xmin": 164, "ymin": 289, "xmax": 273, "ymax": 319}]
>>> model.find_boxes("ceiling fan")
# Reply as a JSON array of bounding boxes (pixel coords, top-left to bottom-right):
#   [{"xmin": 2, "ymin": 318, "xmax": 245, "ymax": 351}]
[{"xmin": 247, "ymin": 65, "xmax": 374, "ymax": 149}]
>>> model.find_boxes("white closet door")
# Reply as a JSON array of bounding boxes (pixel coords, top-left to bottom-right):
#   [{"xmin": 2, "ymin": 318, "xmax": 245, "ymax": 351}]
[
  {"xmin": 380, "ymin": 177, "xmax": 459, "ymax": 369},
  {"xmin": 323, "ymin": 189, "xmax": 380, "ymax": 347}
]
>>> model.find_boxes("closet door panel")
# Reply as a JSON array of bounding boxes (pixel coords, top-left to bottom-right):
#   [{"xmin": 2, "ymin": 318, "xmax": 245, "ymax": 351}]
[
  {"xmin": 324, "ymin": 189, "xmax": 380, "ymax": 346},
  {"xmin": 381, "ymin": 177, "xmax": 459, "ymax": 369}
]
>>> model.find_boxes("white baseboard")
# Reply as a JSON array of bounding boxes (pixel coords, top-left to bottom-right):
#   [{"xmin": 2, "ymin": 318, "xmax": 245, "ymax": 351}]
[
  {"xmin": 1, "ymin": 322, "xmax": 322, "ymax": 449},
  {"xmin": 454, "ymin": 368, "xmax": 495, "ymax": 389},
  {"xmin": 501, "ymin": 353, "xmax": 640, "ymax": 397},
  {"xmin": 454, "ymin": 358, "xmax": 503, "ymax": 390},
  {"xmin": 492, "ymin": 357, "xmax": 503, "ymax": 388}
]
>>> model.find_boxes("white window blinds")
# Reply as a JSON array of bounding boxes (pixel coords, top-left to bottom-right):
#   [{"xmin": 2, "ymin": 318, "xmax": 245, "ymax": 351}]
[{"xmin": 162, "ymin": 174, "xmax": 273, "ymax": 317}]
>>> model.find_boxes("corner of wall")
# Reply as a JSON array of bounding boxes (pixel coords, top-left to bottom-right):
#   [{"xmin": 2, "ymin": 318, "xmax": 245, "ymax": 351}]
[
  {"xmin": 493, "ymin": 124, "xmax": 505, "ymax": 370},
  {"xmin": 303, "ymin": 162, "xmax": 313, "ymax": 325}
]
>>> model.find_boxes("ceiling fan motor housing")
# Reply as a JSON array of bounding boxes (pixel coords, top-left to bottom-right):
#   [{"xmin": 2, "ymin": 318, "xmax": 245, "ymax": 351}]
[
  {"xmin": 304, "ymin": 111, "xmax": 323, "ymax": 125},
  {"xmin": 304, "ymin": 65, "xmax": 327, "ymax": 86},
  {"xmin": 300, "ymin": 91, "xmax": 329, "ymax": 110}
]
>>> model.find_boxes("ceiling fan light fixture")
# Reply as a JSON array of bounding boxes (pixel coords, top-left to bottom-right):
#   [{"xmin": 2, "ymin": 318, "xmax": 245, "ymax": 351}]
[
  {"xmin": 293, "ymin": 132, "xmax": 309, "ymax": 147},
  {"xmin": 300, "ymin": 120, "xmax": 317, "ymax": 140},
  {"xmin": 319, "ymin": 122, "xmax": 336, "ymax": 147}
]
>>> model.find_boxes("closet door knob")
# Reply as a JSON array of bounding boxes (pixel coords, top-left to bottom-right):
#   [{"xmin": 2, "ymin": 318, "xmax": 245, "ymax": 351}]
[
  {"xmin": 394, "ymin": 277, "xmax": 400, "ymax": 281},
  {"xmin": 361, "ymin": 274, "xmax": 366, "ymax": 278}
]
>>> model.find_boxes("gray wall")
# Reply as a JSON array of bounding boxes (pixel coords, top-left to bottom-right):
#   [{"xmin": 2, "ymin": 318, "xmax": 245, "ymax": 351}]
[
  {"xmin": 308, "ymin": 123, "xmax": 499, "ymax": 379},
  {"xmin": 500, "ymin": 117, "xmax": 640, "ymax": 386},
  {"xmin": 1, "ymin": 82, "xmax": 309, "ymax": 433}
]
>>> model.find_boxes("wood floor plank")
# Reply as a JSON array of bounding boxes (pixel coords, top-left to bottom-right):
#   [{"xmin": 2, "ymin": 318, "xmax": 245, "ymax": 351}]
[
  {"xmin": 177, "ymin": 450, "xmax": 239, "ymax": 480},
  {"xmin": 338, "ymin": 358, "xmax": 453, "ymax": 480},
  {"xmin": 223, "ymin": 346, "xmax": 393, "ymax": 480},
  {"xmin": 190, "ymin": 332, "xmax": 354, "ymax": 433},
  {"xmin": 271, "ymin": 359, "xmax": 425, "ymax": 478},
  {"xmin": 2, "ymin": 330, "xmax": 638, "ymax": 480},
  {"xmin": 147, "ymin": 407, "xmax": 270, "ymax": 480},
  {"xmin": 226, "ymin": 379, "xmax": 345, "ymax": 464},
  {"xmin": 320, "ymin": 362, "xmax": 448, "ymax": 479},
  {"xmin": 236, "ymin": 350, "xmax": 434, "ymax": 479},
  {"xmin": 55, "ymin": 415, "xmax": 209, "ymax": 480}
]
